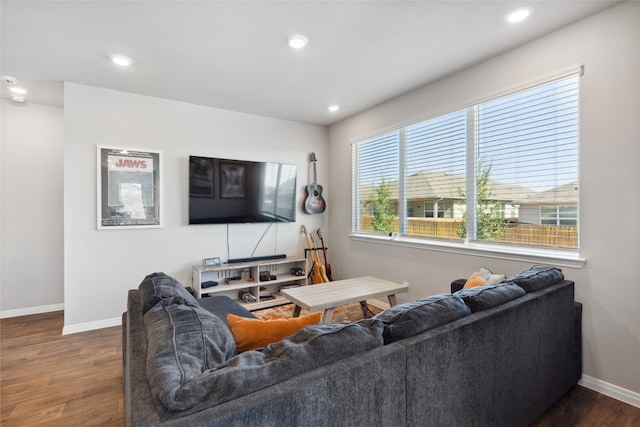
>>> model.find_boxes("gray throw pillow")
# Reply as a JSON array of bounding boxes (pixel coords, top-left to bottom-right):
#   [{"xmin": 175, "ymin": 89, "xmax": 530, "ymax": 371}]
[
  {"xmin": 374, "ymin": 293, "xmax": 471, "ymax": 344},
  {"xmin": 506, "ymin": 265, "xmax": 564, "ymax": 293},
  {"xmin": 144, "ymin": 302, "xmax": 237, "ymax": 414},
  {"xmin": 138, "ymin": 272, "xmax": 198, "ymax": 315},
  {"xmin": 455, "ymin": 283, "xmax": 526, "ymax": 312}
]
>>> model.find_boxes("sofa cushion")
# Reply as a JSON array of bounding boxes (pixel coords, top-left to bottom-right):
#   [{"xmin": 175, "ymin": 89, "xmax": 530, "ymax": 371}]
[
  {"xmin": 374, "ymin": 293, "xmax": 471, "ymax": 344},
  {"xmin": 138, "ymin": 272, "xmax": 198, "ymax": 315},
  {"xmin": 455, "ymin": 283, "xmax": 526, "ymax": 312},
  {"xmin": 197, "ymin": 295, "xmax": 257, "ymax": 325},
  {"xmin": 506, "ymin": 265, "xmax": 564, "ymax": 293},
  {"xmin": 227, "ymin": 312, "xmax": 323, "ymax": 352},
  {"xmin": 144, "ymin": 301, "xmax": 237, "ymax": 414},
  {"xmin": 152, "ymin": 318, "xmax": 385, "ymax": 413}
]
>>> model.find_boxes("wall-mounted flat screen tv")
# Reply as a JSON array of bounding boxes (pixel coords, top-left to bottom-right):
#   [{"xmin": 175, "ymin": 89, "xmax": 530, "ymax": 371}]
[{"xmin": 189, "ymin": 156, "xmax": 297, "ymax": 224}]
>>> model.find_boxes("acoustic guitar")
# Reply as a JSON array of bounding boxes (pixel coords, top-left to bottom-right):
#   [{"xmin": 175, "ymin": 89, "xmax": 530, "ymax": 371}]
[
  {"xmin": 301, "ymin": 225, "xmax": 328, "ymax": 284},
  {"xmin": 316, "ymin": 228, "xmax": 333, "ymax": 281},
  {"xmin": 304, "ymin": 153, "xmax": 326, "ymax": 214}
]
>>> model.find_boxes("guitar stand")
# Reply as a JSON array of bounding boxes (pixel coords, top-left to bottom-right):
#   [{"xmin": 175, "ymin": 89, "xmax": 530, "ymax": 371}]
[
  {"xmin": 304, "ymin": 248, "xmax": 327, "ymax": 258},
  {"xmin": 304, "ymin": 247, "xmax": 328, "ymax": 280}
]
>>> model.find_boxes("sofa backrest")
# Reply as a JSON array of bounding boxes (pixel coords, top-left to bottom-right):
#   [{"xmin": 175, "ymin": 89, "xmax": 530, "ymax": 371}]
[{"xmin": 400, "ymin": 280, "xmax": 579, "ymax": 427}]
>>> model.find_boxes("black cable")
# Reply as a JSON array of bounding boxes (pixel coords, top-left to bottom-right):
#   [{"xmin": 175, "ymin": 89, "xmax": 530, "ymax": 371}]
[
  {"xmin": 226, "ymin": 224, "xmax": 230, "ymax": 260},
  {"xmin": 250, "ymin": 223, "xmax": 273, "ymax": 257}
]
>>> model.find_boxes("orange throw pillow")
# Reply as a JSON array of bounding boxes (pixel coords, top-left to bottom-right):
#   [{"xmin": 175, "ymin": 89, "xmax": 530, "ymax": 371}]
[
  {"xmin": 463, "ymin": 272, "xmax": 488, "ymax": 289},
  {"xmin": 227, "ymin": 312, "xmax": 323, "ymax": 352}
]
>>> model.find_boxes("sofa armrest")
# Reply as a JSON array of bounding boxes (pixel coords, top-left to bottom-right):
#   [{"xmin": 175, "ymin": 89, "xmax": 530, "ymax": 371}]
[{"xmin": 451, "ymin": 279, "xmax": 466, "ymax": 293}]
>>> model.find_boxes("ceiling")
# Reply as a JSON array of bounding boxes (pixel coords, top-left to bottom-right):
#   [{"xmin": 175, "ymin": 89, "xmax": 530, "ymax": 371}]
[{"xmin": 0, "ymin": 1, "xmax": 619, "ymax": 126}]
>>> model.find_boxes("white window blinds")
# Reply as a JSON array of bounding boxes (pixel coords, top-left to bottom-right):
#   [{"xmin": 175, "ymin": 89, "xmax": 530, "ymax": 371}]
[
  {"xmin": 474, "ymin": 75, "xmax": 579, "ymax": 246},
  {"xmin": 352, "ymin": 131, "xmax": 399, "ymax": 233},
  {"xmin": 405, "ymin": 111, "xmax": 466, "ymax": 238},
  {"xmin": 352, "ymin": 72, "xmax": 580, "ymax": 250}
]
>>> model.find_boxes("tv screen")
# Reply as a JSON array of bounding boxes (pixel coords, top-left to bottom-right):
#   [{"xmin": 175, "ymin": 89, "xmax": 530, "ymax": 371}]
[{"xmin": 189, "ymin": 156, "xmax": 297, "ymax": 224}]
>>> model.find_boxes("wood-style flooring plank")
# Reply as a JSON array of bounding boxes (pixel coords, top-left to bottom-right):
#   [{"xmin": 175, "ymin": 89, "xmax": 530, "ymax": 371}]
[
  {"xmin": 1, "ymin": 311, "xmax": 124, "ymax": 427},
  {"xmin": 2, "ymin": 310, "xmax": 640, "ymax": 426},
  {"xmin": 531, "ymin": 385, "xmax": 640, "ymax": 427}
]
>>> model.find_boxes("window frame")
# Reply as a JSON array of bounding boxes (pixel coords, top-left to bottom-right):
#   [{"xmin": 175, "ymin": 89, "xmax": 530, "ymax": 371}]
[{"xmin": 350, "ymin": 68, "xmax": 585, "ymax": 268}]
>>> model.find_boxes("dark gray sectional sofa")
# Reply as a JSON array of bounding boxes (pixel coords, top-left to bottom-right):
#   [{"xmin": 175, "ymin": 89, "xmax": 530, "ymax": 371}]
[{"xmin": 123, "ymin": 266, "xmax": 582, "ymax": 426}]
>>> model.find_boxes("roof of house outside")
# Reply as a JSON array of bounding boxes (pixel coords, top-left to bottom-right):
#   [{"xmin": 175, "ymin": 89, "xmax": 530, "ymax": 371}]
[
  {"xmin": 512, "ymin": 181, "xmax": 578, "ymax": 205},
  {"xmin": 360, "ymin": 171, "xmax": 535, "ymax": 202}
]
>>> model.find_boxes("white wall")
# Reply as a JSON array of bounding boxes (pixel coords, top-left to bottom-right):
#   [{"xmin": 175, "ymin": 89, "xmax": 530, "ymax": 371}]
[
  {"xmin": 328, "ymin": 3, "xmax": 640, "ymax": 399},
  {"xmin": 1, "ymin": 100, "xmax": 65, "ymax": 315},
  {"xmin": 63, "ymin": 83, "xmax": 328, "ymax": 330}
]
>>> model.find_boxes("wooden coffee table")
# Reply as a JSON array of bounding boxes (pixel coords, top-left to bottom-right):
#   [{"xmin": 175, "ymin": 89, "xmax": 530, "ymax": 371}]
[{"xmin": 281, "ymin": 276, "xmax": 409, "ymax": 323}]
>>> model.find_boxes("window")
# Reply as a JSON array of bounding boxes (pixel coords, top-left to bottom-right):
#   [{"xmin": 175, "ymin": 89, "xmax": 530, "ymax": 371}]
[
  {"xmin": 352, "ymin": 131, "xmax": 399, "ymax": 233},
  {"xmin": 352, "ymin": 73, "xmax": 579, "ymax": 250},
  {"xmin": 541, "ymin": 206, "xmax": 578, "ymax": 226},
  {"xmin": 260, "ymin": 163, "xmax": 297, "ymax": 221},
  {"xmin": 424, "ymin": 202, "xmax": 445, "ymax": 218}
]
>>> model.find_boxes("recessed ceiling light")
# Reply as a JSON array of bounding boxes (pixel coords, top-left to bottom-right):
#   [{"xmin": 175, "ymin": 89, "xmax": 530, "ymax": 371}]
[
  {"xmin": 287, "ymin": 34, "xmax": 308, "ymax": 49},
  {"xmin": 9, "ymin": 86, "xmax": 27, "ymax": 95},
  {"xmin": 328, "ymin": 105, "xmax": 340, "ymax": 112},
  {"xmin": 110, "ymin": 54, "xmax": 133, "ymax": 67},
  {"xmin": 11, "ymin": 95, "xmax": 26, "ymax": 103},
  {"xmin": 506, "ymin": 7, "xmax": 531, "ymax": 23}
]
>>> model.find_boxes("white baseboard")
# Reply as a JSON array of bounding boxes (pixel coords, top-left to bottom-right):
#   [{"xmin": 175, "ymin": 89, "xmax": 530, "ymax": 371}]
[
  {"xmin": 579, "ymin": 374, "xmax": 640, "ymax": 408},
  {"xmin": 0, "ymin": 303, "xmax": 64, "ymax": 319},
  {"xmin": 62, "ymin": 316, "xmax": 121, "ymax": 335}
]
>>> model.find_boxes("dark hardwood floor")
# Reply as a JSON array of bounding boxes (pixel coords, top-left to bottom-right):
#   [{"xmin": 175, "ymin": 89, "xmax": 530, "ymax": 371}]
[
  {"xmin": 2, "ymin": 311, "xmax": 639, "ymax": 426},
  {"xmin": 1, "ymin": 311, "xmax": 124, "ymax": 426}
]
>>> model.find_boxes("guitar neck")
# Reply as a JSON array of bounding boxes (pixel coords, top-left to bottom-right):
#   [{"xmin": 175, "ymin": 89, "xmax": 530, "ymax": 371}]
[
  {"xmin": 304, "ymin": 233, "xmax": 317, "ymax": 262},
  {"xmin": 318, "ymin": 233, "xmax": 328, "ymax": 263},
  {"xmin": 312, "ymin": 160, "xmax": 318, "ymax": 191}
]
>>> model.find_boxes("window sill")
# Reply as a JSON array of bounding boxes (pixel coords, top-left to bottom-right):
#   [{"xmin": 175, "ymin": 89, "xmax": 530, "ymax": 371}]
[{"xmin": 349, "ymin": 233, "xmax": 586, "ymax": 269}]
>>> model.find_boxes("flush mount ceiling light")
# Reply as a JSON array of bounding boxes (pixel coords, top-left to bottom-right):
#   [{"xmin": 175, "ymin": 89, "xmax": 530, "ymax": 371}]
[
  {"xmin": 506, "ymin": 7, "xmax": 531, "ymax": 23},
  {"xmin": 9, "ymin": 86, "xmax": 27, "ymax": 95},
  {"xmin": 2, "ymin": 75, "xmax": 28, "ymax": 103},
  {"xmin": 1, "ymin": 75, "xmax": 18, "ymax": 86},
  {"xmin": 286, "ymin": 34, "xmax": 308, "ymax": 49},
  {"xmin": 328, "ymin": 105, "xmax": 340, "ymax": 112},
  {"xmin": 110, "ymin": 54, "xmax": 133, "ymax": 66}
]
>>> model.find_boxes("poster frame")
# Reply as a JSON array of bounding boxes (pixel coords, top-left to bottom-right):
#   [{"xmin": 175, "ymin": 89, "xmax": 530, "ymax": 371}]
[{"xmin": 97, "ymin": 145, "xmax": 162, "ymax": 230}]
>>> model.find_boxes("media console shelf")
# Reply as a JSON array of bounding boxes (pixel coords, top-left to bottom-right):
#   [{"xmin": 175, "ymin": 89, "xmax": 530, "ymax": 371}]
[{"xmin": 191, "ymin": 256, "xmax": 307, "ymax": 310}]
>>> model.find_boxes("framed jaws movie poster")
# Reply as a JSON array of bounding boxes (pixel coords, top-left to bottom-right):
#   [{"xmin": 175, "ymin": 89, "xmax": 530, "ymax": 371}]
[{"xmin": 97, "ymin": 146, "xmax": 162, "ymax": 230}]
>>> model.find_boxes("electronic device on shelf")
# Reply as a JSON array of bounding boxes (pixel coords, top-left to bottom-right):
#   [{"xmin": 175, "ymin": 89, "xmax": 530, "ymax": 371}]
[
  {"xmin": 202, "ymin": 257, "xmax": 221, "ymax": 267},
  {"xmin": 259, "ymin": 271, "xmax": 277, "ymax": 281},
  {"xmin": 290, "ymin": 267, "xmax": 305, "ymax": 276},
  {"xmin": 202, "ymin": 280, "xmax": 218, "ymax": 288},
  {"xmin": 238, "ymin": 291, "xmax": 256, "ymax": 303}
]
